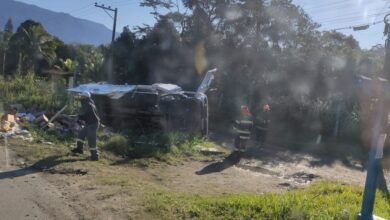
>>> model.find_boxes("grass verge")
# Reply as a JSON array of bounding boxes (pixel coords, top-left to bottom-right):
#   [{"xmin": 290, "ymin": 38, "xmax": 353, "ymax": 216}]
[{"xmin": 147, "ymin": 182, "xmax": 390, "ymax": 220}]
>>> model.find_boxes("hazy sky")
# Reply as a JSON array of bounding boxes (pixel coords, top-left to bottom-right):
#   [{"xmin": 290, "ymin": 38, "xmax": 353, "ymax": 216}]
[{"xmin": 15, "ymin": 0, "xmax": 390, "ymax": 49}]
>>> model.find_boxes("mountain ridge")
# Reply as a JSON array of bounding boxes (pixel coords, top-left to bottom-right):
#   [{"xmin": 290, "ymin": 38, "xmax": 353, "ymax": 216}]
[{"xmin": 0, "ymin": 0, "xmax": 112, "ymax": 45}]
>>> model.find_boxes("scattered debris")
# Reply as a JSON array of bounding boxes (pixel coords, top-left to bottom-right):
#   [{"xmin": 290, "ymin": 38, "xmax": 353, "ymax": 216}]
[
  {"xmin": 0, "ymin": 113, "xmax": 16, "ymax": 132},
  {"xmin": 0, "ymin": 122, "xmax": 33, "ymax": 142},
  {"xmin": 16, "ymin": 112, "xmax": 36, "ymax": 122},
  {"xmin": 35, "ymin": 114, "xmax": 49, "ymax": 127},
  {"xmin": 43, "ymin": 167, "xmax": 88, "ymax": 176},
  {"xmin": 236, "ymin": 163, "xmax": 280, "ymax": 176},
  {"xmin": 287, "ymin": 172, "xmax": 320, "ymax": 184},
  {"xmin": 0, "ymin": 103, "xmax": 80, "ymax": 144},
  {"xmin": 194, "ymin": 145, "xmax": 225, "ymax": 155},
  {"xmin": 278, "ymin": 182, "xmax": 292, "ymax": 187},
  {"xmin": 41, "ymin": 105, "xmax": 68, "ymax": 129}
]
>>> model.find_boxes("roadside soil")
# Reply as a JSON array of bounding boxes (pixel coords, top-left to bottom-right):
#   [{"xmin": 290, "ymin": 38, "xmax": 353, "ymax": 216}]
[
  {"xmin": 1, "ymin": 138, "xmax": 389, "ymax": 219},
  {"xmin": 0, "ymin": 143, "xmax": 79, "ymax": 220}
]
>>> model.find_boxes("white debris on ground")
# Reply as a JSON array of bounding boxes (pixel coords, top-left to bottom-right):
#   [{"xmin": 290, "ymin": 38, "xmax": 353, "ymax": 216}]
[
  {"xmin": 16, "ymin": 112, "xmax": 36, "ymax": 122},
  {"xmin": 0, "ymin": 102, "xmax": 82, "ymax": 149},
  {"xmin": 0, "ymin": 123, "xmax": 33, "ymax": 142}
]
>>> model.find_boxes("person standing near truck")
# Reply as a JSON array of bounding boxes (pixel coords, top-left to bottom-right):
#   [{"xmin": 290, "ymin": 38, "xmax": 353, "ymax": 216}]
[
  {"xmin": 71, "ymin": 91, "xmax": 101, "ymax": 161},
  {"xmin": 234, "ymin": 105, "xmax": 253, "ymax": 151}
]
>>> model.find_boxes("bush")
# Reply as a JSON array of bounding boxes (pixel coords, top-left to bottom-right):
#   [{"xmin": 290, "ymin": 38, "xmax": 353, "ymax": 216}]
[
  {"xmin": 128, "ymin": 132, "xmax": 189, "ymax": 158},
  {"xmin": 103, "ymin": 132, "xmax": 204, "ymax": 159},
  {"xmin": 103, "ymin": 134, "xmax": 129, "ymax": 156}
]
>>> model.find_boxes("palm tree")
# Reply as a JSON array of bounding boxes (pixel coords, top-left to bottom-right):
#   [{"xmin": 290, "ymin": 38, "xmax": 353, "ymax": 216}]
[{"xmin": 7, "ymin": 20, "xmax": 57, "ymax": 74}]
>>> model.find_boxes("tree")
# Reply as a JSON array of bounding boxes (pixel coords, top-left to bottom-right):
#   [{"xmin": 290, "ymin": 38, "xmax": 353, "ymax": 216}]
[
  {"xmin": 146, "ymin": 18, "xmax": 197, "ymax": 87},
  {"xmin": 0, "ymin": 34, "xmax": 5, "ymax": 75},
  {"xmin": 111, "ymin": 26, "xmax": 139, "ymax": 83},
  {"xmin": 1, "ymin": 18, "xmax": 15, "ymax": 76},
  {"xmin": 6, "ymin": 20, "xmax": 58, "ymax": 74},
  {"xmin": 55, "ymin": 42, "xmax": 104, "ymax": 82},
  {"xmin": 140, "ymin": 0, "xmax": 174, "ymax": 20},
  {"xmin": 3, "ymin": 18, "xmax": 13, "ymax": 42},
  {"xmin": 120, "ymin": 0, "xmax": 385, "ymax": 139}
]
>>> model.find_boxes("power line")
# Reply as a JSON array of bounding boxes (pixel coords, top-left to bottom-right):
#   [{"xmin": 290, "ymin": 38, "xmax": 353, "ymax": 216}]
[
  {"xmin": 327, "ymin": 20, "xmax": 382, "ymax": 31},
  {"xmin": 314, "ymin": 7, "xmax": 386, "ymax": 22},
  {"xmin": 298, "ymin": 0, "xmax": 390, "ymax": 27},
  {"xmin": 321, "ymin": 11, "xmax": 388, "ymax": 24},
  {"xmin": 72, "ymin": 2, "xmax": 95, "ymax": 14},
  {"xmin": 373, "ymin": 0, "xmax": 390, "ymax": 21},
  {"xmin": 302, "ymin": 0, "xmax": 382, "ymax": 12},
  {"xmin": 301, "ymin": 0, "xmax": 351, "ymax": 11}
]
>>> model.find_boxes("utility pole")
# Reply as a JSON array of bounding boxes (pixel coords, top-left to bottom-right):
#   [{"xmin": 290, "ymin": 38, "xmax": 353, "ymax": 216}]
[
  {"xmin": 94, "ymin": 2, "xmax": 117, "ymax": 83},
  {"xmin": 359, "ymin": 13, "xmax": 390, "ymax": 220},
  {"xmin": 384, "ymin": 14, "xmax": 390, "ymax": 79}
]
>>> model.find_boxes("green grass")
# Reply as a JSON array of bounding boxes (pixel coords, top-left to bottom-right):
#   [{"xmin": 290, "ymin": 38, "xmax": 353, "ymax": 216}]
[
  {"xmin": 0, "ymin": 73, "xmax": 73, "ymax": 112},
  {"xmin": 24, "ymin": 123, "xmax": 76, "ymax": 144},
  {"xmin": 147, "ymin": 182, "xmax": 390, "ymax": 220},
  {"xmin": 10, "ymin": 127, "xmax": 227, "ymax": 168}
]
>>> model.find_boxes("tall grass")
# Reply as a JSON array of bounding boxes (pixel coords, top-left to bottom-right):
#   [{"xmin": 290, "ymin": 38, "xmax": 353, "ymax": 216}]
[{"xmin": 0, "ymin": 73, "xmax": 71, "ymax": 112}]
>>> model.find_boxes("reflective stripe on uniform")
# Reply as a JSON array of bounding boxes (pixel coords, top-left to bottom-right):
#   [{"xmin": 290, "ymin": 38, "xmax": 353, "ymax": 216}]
[
  {"xmin": 236, "ymin": 129, "xmax": 251, "ymax": 135},
  {"xmin": 90, "ymin": 148, "xmax": 97, "ymax": 151},
  {"xmin": 240, "ymin": 120, "xmax": 253, "ymax": 125}
]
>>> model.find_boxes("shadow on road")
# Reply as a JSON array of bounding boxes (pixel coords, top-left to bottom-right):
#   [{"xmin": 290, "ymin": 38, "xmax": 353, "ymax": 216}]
[
  {"xmin": 0, "ymin": 167, "xmax": 37, "ymax": 180},
  {"xmin": 0, "ymin": 155, "xmax": 87, "ymax": 180},
  {"xmin": 196, "ymin": 151, "xmax": 242, "ymax": 175}
]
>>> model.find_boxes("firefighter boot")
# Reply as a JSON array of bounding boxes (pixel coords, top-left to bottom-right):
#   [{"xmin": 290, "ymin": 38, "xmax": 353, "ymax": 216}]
[
  {"xmin": 71, "ymin": 141, "xmax": 84, "ymax": 155},
  {"xmin": 90, "ymin": 150, "xmax": 99, "ymax": 161}
]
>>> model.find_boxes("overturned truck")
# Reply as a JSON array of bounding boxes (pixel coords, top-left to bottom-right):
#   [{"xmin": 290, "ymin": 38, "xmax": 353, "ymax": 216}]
[{"xmin": 68, "ymin": 69, "xmax": 216, "ymax": 136}]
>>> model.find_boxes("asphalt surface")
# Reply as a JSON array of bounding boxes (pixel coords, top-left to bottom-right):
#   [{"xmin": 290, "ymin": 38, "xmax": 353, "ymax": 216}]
[{"xmin": 0, "ymin": 141, "xmax": 77, "ymax": 220}]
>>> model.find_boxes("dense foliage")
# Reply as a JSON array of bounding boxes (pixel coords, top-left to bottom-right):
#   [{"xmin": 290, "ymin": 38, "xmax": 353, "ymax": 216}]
[{"xmin": 113, "ymin": 0, "xmax": 385, "ymax": 143}]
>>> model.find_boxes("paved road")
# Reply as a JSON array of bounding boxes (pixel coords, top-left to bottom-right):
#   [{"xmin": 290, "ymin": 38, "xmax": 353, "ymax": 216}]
[{"xmin": 0, "ymin": 141, "xmax": 77, "ymax": 220}]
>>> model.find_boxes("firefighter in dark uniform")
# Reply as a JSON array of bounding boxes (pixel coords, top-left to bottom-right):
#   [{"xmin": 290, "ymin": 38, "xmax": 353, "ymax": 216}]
[
  {"xmin": 71, "ymin": 91, "xmax": 101, "ymax": 161},
  {"xmin": 234, "ymin": 105, "xmax": 253, "ymax": 151},
  {"xmin": 254, "ymin": 104, "xmax": 271, "ymax": 146}
]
